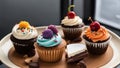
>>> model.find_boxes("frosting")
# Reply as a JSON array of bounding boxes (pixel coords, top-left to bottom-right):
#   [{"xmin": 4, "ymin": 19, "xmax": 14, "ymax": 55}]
[
  {"xmin": 37, "ymin": 25, "xmax": 62, "ymax": 47},
  {"xmin": 61, "ymin": 16, "xmax": 83, "ymax": 26},
  {"xmin": 85, "ymin": 26, "xmax": 110, "ymax": 42},
  {"xmin": 12, "ymin": 21, "xmax": 38, "ymax": 40},
  {"xmin": 37, "ymin": 34, "xmax": 62, "ymax": 47}
]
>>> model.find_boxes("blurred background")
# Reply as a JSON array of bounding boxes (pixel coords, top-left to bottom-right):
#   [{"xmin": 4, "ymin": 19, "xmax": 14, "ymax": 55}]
[
  {"xmin": 0, "ymin": 0, "xmax": 120, "ymax": 67},
  {"xmin": 0, "ymin": 0, "xmax": 120, "ymax": 39}
]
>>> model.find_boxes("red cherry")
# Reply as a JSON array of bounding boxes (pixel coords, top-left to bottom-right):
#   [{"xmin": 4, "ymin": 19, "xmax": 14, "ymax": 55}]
[
  {"xmin": 67, "ymin": 11, "xmax": 76, "ymax": 19},
  {"xmin": 21, "ymin": 29, "xmax": 24, "ymax": 32},
  {"xmin": 90, "ymin": 21, "xmax": 100, "ymax": 31}
]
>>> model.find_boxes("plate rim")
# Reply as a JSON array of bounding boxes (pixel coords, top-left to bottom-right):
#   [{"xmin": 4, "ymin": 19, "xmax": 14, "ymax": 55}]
[{"xmin": 0, "ymin": 26, "xmax": 120, "ymax": 68}]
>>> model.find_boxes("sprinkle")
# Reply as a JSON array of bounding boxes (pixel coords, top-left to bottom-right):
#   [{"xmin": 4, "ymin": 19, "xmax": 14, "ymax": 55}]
[
  {"xmin": 23, "ymin": 33, "xmax": 26, "ymax": 34},
  {"xmin": 41, "ymin": 37, "xmax": 43, "ymax": 39},
  {"xmin": 21, "ymin": 29, "xmax": 24, "ymax": 32},
  {"xmin": 30, "ymin": 29, "xmax": 33, "ymax": 32},
  {"xmin": 54, "ymin": 40, "xmax": 57, "ymax": 42}
]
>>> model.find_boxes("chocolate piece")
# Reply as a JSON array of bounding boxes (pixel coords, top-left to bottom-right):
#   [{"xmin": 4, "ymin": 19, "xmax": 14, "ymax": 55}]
[
  {"xmin": 27, "ymin": 49, "xmax": 36, "ymax": 57},
  {"xmin": 77, "ymin": 61, "xmax": 86, "ymax": 68},
  {"xmin": 67, "ymin": 63, "xmax": 79, "ymax": 68},
  {"xmin": 24, "ymin": 54, "xmax": 39, "ymax": 65},
  {"xmin": 66, "ymin": 44, "xmax": 88, "ymax": 63},
  {"xmin": 24, "ymin": 58, "xmax": 32, "ymax": 64},
  {"xmin": 67, "ymin": 51, "xmax": 88, "ymax": 63},
  {"xmin": 67, "ymin": 60, "xmax": 87, "ymax": 68},
  {"xmin": 29, "ymin": 62, "xmax": 39, "ymax": 68}
]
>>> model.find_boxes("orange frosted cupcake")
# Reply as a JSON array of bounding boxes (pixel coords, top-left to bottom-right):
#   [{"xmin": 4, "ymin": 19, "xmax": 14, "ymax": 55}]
[
  {"xmin": 35, "ymin": 25, "xmax": 66, "ymax": 62},
  {"xmin": 83, "ymin": 17, "xmax": 111, "ymax": 55}
]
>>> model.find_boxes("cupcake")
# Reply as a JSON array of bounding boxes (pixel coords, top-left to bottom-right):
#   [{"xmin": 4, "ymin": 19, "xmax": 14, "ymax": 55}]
[
  {"xmin": 35, "ymin": 25, "xmax": 66, "ymax": 62},
  {"xmin": 10, "ymin": 21, "xmax": 38, "ymax": 57},
  {"xmin": 83, "ymin": 17, "xmax": 111, "ymax": 55},
  {"xmin": 61, "ymin": 5, "xmax": 84, "ymax": 41}
]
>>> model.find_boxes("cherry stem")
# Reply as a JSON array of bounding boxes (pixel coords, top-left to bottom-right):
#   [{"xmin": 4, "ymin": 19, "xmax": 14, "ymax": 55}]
[
  {"xmin": 68, "ymin": 5, "xmax": 75, "ymax": 12},
  {"xmin": 88, "ymin": 17, "xmax": 93, "ymax": 22}
]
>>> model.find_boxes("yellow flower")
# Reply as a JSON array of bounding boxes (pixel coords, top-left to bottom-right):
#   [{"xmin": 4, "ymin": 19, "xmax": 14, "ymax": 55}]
[{"xmin": 19, "ymin": 21, "xmax": 30, "ymax": 28}]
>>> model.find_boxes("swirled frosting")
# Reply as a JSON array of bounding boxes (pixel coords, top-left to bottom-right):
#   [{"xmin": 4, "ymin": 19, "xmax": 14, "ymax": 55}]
[
  {"xmin": 85, "ymin": 26, "xmax": 110, "ymax": 42},
  {"xmin": 37, "ymin": 34, "xmax": 62, "ymax": 47},
  {"xmin": 61, "ymin": 16, "xmax": 83, "ymax": 26},
  {"xmin": 12, "ymin": 21, "xmax": 38, "ymax": 40}
]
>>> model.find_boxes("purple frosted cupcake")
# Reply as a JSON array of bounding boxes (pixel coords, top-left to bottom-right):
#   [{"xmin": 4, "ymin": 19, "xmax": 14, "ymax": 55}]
[
  {"xmin": 10, "ymin": 21, "xmax": 38, "ymax": 57},
  {"xmin": 83, "ymin": 17, "xmax": 111, "ymax": 55},
  {"xmin": 61, "ymin": 5, "xmax": 84, "ymax": 41}
]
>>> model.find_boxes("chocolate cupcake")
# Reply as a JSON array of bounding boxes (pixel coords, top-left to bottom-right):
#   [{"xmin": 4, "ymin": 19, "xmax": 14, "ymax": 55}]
[
  {"xmin": 83, "ymin": 17, "xmax": 111, "ymax": 55},
  {"xmin": 10, "ymin": 21, "xmax": 38, "ymax": 57},
  {"xmin": 61, "ymin": 5, "xmax": 84, "ymax": 41},
  {"xmin": 35, "ymin": 25, "xmax": 66, "ymax": 62}
]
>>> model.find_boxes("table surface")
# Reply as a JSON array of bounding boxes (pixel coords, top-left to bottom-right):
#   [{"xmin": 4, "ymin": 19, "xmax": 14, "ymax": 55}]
[{"xmin": 0, "ymin": 25, "xmax": 119, "ymax": 68}]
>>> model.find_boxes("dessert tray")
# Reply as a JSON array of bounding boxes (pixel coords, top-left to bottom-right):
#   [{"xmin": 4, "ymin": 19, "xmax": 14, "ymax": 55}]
[{"xmin": 0, "ymin": 26, "xmax": 120, "ymax": 68}]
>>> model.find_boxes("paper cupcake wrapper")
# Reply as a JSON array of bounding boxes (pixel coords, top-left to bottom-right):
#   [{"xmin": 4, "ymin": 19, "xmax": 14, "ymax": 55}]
[
  {"xmin": 10, "ymin": 35, "xmax": 36, "ymax": 55},
  {"xmin": 84, "ymin": 37, "xmax": 111, "ymax": 55},
  {"xmin": 84, "ymin": 37, "xmax": 111, "ymax": 48},
  {"xmin": 12, "ymin": 42, "xmax": 35, "ymax": 56},
  {"xmin": 37, "ymin": 46, "xmax": 65, "ymax": 62},
  {"xmin": 62, "ymin": 27, "xmax": 83, "ymax": 40}
]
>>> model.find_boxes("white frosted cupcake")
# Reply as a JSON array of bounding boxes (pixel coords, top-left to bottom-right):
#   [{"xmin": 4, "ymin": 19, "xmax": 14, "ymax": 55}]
[
  {"xmin": 61, "ymin": 5, "xmax": 84, "ymax": 41},
  {"xmin": 10, "ymin": 21, "xmax": 38, "ymax": 57}
]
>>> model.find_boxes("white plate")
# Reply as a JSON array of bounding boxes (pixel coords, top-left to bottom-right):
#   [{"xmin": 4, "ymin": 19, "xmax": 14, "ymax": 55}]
[{"xmin": 0, "ymin": 26, "xmax": 120, "ymax": 68}]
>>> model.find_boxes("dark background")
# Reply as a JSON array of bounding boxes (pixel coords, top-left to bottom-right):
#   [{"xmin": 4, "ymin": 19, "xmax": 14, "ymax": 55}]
[
  {"xmin": 0, "ymin": 0, "xmax": 61, "ymax": 39},
  {"xmin": 0, "ymin": 0, "xmax": 119, "ymax": 39}
]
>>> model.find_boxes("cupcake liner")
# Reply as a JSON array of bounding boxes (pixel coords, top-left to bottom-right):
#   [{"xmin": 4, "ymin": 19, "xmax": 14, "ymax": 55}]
[
  {"xmin": 12, "ymin": 41, "xmax": 35, "ymax": 56},
  {"xmin": 10, "ymin": 35, "xmax": 36, "ymax": 56},
  {"xmin": 62, "ymin": 27, "xmax": 83, "ymax": 40},
  {"xmin": 84, "ymin": 37, "xmax": 111, "ymax": 55},
  {"xmin": 36, "ymin": 45, "xmax": 65, "ymax": 62}
]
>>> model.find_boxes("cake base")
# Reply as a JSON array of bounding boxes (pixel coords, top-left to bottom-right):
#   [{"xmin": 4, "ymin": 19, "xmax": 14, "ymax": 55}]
[
  {"xmin": 67, "ymin": 50, "xmax": 88, "ymax": 63},
  {"xmin": 8, "ymin": 44, "xmax": 113, "ymax": 68}
]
